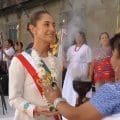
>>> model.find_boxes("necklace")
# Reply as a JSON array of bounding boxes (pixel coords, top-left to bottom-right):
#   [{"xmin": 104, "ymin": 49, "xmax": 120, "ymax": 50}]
[
  {"xmin": 31, "ymin": 49, "xmax": 57, "ymax": 86},
  {"xmin": 28, "ymin": 49, "xmax": 58, "ymax": 112},
  {"xmin": 75, "ymin": 45, "xmax": 81, "ymax": 52}
]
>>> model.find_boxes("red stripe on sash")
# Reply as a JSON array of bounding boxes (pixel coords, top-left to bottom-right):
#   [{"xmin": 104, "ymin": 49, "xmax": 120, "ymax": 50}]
[{"xmin": 16, "ymin": 54, "xmax": 44, "ymax": 96}]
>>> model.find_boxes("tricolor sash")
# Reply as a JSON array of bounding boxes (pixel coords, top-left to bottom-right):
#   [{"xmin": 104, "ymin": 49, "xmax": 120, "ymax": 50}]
[{"xmin": 16, "ymin": 52, "xmax": 60, "ymax": 120}]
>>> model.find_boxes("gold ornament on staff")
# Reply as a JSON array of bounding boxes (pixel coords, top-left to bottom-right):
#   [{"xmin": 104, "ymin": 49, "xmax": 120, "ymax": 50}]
[{"xmin": 50, "ymin": 34, "xmax": 59, "ymax": 56}]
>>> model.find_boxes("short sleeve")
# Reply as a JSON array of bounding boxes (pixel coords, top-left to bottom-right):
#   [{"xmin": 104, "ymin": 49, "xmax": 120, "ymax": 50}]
[
  {"xmin": 7, "ymin": 47, "xmax": 15, "ymax": 57},
  {"xmin": 90, "ymin": 84, "xmax": 120, "ymax": 117}
]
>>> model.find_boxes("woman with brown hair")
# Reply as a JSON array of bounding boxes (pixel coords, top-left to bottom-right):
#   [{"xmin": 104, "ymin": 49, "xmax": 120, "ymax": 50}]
[
  {"xmin": 89, "ymin": 32, "xmax": 115, "ymax": 90},
  {"xmin": 9, "ymin": 11, "xmax": 61, "ymax": 120}
]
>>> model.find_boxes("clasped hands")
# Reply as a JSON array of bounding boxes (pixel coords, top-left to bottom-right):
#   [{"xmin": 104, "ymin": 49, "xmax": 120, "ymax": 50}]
[
  {"xmin": 33, "ymin": 106, "xmax": 59, "ymax": 117},
  {"xmin": 33, "ymin": 85, "xmax": 61, "ymax": 117}
]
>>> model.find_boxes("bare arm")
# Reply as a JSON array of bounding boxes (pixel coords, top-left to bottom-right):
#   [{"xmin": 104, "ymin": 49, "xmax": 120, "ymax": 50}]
[
  {"xmin": 56, "ymin": 101, "xmax": 102, "ymax": 120},
  {"xmin": 44, "ymin": 86, "xmax": 102, "ymax": 120},
  {"xmin": 88, "ymin": 60, "xmax": 94, "ymax": 80}
]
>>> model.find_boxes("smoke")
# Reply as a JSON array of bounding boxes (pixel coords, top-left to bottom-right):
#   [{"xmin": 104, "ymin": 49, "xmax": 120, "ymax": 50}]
[{"xmin": 62, "ymin": 0, "xmax": 86, "ymax": 50}]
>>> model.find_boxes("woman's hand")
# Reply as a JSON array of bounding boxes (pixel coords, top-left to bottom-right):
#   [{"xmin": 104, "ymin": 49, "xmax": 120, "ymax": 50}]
[
  {"xmin": 41, "ymin": 110, "xmax": 60, "ymax": 117},
  {"xmin": 44, "ymin": 85, "xmax": 62, "ymax": 103},
  {"xmin": 34, "ymin": 106, "xmax": 60, "ymax": 117},
  {"xmin": 33, "ymin": 106, "xmax": 49, "ymax": 116}
]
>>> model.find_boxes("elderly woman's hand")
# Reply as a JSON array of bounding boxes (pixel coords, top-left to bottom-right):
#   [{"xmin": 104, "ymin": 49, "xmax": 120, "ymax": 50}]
[
  {"xmin": 44, "ymin": 85, "xmax": 62, "ymax": 103},
  {"xmin": 41, "ymin": 110, "xmax": 60, "ymax": 117}
]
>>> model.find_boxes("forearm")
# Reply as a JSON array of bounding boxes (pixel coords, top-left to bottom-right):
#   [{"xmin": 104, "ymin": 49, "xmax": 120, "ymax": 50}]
[
  {"xmin": 56, "ymin": 102, "xmax": 79, "ymax": 120},
  {"xmin": 89, "ymin": 62, "xmax": 94, "ymax": 80},
  {"xmin": 56, "ymin": 101, "xmax": 102, "ymax": 120},
  {"xmin": 9, "ymin": 96, "xmax": 35, "ymax": 117}
]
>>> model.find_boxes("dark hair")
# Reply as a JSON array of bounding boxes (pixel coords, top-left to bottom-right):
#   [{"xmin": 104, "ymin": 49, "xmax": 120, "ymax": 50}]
[
  {"xmin": 110, "ymin": 33, "xmax": 120, "ymax": 56},
  {"xmin": 6, "ymin": 39, "xmax": 14, "ymax": 47},
  {"xmin": 27, "ymin": 22, "xmax": 30, "ymax": 31},
  {"xmin": 27, "ymin": 22, "xmax": 34, "ymax": 38},
  {"xmin": 26, "ymin": 42, "xmax": 33, "ymax": 50},
  {"xmin": 16, "ymin": 41, "xmax": 23, "ymax": 48},
  {"xmin": 73, "ymin": 31, "xmax": 87, "ymax": 44},
  {"xmin": 99, "ymin": 32, "xmax": 109, "ymax": 40},
  {"xmin": 30, "ymin": 10, "xmax": 51, "ymax": 26}
]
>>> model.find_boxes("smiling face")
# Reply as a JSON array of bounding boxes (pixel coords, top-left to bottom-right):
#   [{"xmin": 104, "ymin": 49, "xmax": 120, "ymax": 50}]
[{"xmin": 30, "ymin": 13, "xmax": 56, "ymax": 44}]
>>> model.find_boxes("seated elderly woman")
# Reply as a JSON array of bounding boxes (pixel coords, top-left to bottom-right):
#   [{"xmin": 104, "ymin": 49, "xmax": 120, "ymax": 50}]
[{"xmin": 43, "ymin": 33, "xmax": 120, "ymax": 120}]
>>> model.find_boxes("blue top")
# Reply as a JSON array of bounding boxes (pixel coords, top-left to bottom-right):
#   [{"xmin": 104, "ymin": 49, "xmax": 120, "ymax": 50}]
[{"xmin": 90, "ymin": 81, "xmax": 120, "ymax": 117}]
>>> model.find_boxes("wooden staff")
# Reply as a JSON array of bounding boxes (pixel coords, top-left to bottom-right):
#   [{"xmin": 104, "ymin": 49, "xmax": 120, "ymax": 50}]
[
  {"xmin": 0, "ymin": 32, "xmax": 4, "ymax": 61},
  {"xmin": 116, "ymin": 0, "xmax": 120, "ymax": 33},
  {"xmin": 18, "ymin": 18, "xmax": 22, "ymax": 42}
]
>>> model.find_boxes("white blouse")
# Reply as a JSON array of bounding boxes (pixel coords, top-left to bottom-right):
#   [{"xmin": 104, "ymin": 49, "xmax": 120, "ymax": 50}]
[{"xmin": 9, "ymin": 52, "xmax": 61, "ymax": 120}]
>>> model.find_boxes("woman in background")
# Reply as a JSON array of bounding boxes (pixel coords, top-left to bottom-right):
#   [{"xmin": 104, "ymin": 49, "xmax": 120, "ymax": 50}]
[
  {"xmin": 89, "ymin": 32, "xmax": 115, "ymax": 90},
  {"xmin": 62, "ymin": 32, "xmax": 92, "ymax": 107}
]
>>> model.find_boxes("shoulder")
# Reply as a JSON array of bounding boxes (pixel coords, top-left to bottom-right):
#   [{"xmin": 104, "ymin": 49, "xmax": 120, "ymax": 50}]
[
  {"xmin": 11, "ymin": 55, "xmax": 21, "ymax": 64},
  {"xmin": 83, "ymin": 44, "xmax": 91, "ymax": 50},
  {"xmin": 68, "ymin": 45, "xmax": 75, "ymax": 51},
  {"xmin": 91, "ymin": 83, "xmax": 119, "ymax": 102},
  {"xmin": 9, "ymin": 47, "xmax": 15, "ymax": 52},
  {"xmin": 90, "ymin": 83, "xmax": 120, "ymax": 117},
  {"xmin": 10, "ymin": 54, "xmax": 25, "ymax": 69},
  {"xmin": 91, "ymin": 83, "xmax": 117, "ymax": 99}
]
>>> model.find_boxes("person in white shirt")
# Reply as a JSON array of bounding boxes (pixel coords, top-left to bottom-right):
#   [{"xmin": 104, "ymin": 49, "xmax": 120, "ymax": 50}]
[
  {"xmin": 3, "ymin": 39, "xmax": 15, "ymax": 69},
  {"xmin": 62, "ymin": 32, "xmax": 92, "ymax": 107}
]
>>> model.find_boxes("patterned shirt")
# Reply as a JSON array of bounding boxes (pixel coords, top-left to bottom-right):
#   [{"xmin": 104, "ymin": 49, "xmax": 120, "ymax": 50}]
[{"xmin": 90, "ymin": 81, "xmax": 120, "ymax": 117}]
